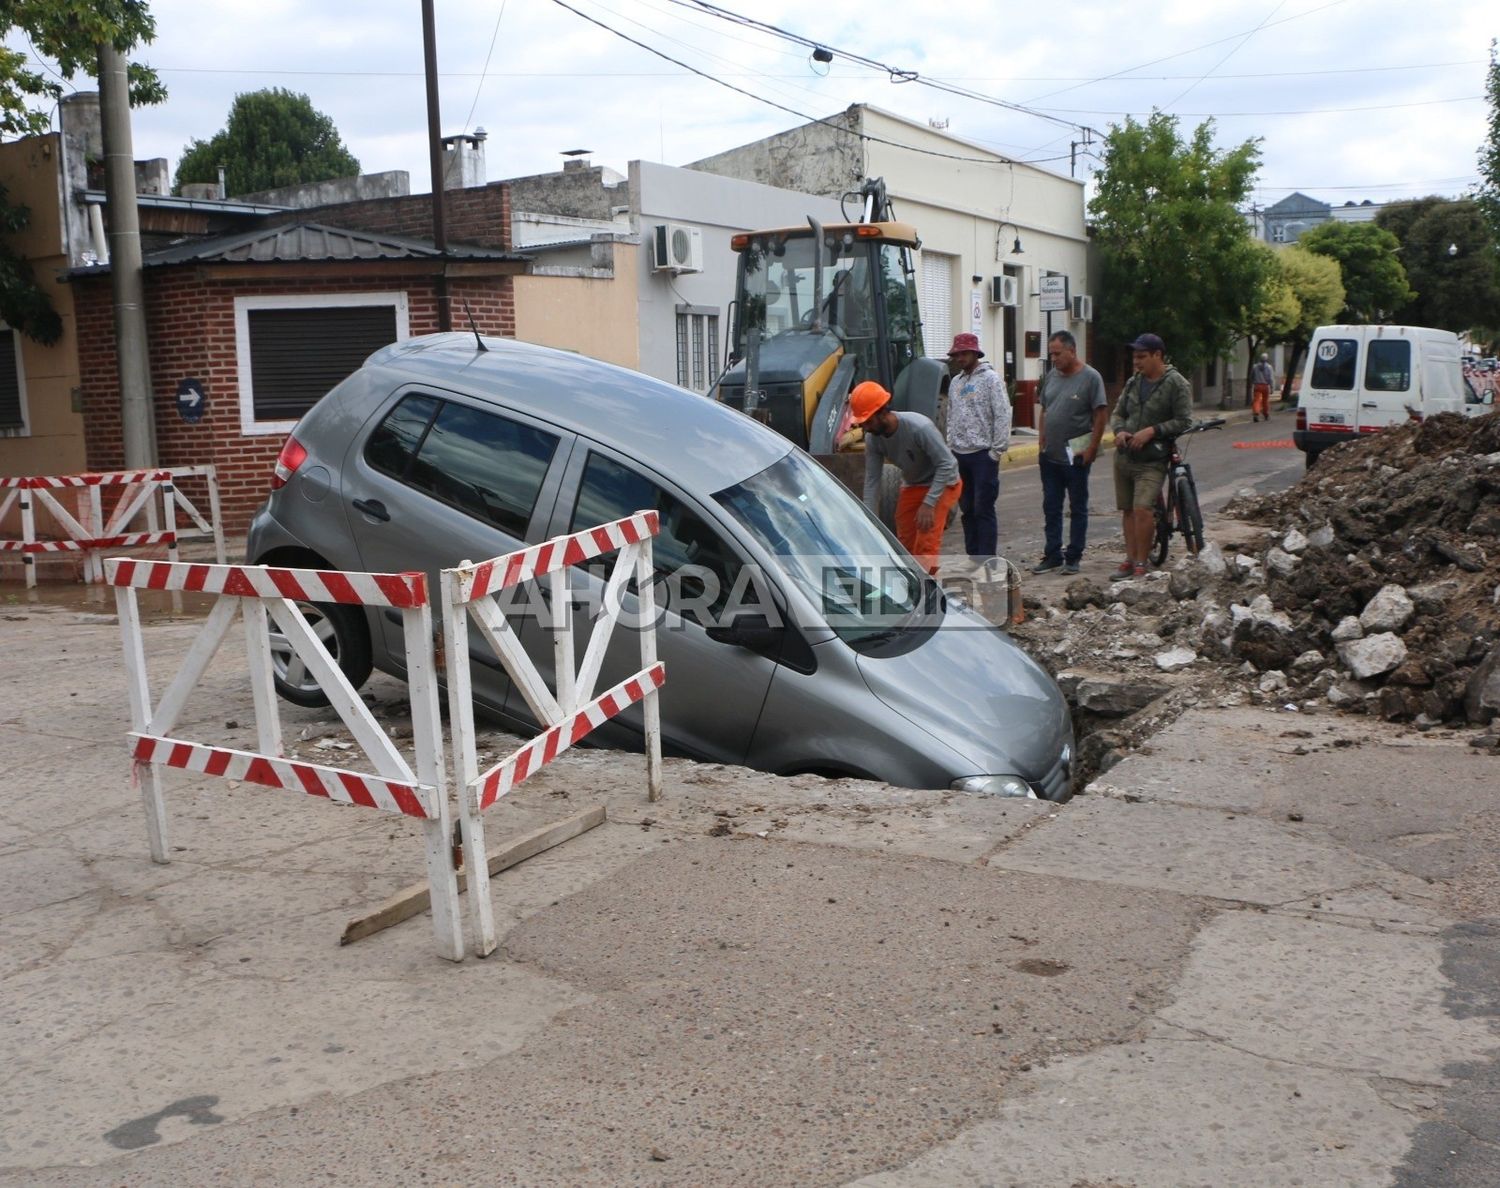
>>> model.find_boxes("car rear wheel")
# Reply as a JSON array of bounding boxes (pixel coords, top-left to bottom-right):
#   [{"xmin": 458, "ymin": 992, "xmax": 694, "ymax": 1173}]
[{"xmin": 269, "ymin": 601, "xmax": 373, "ymax": 708}]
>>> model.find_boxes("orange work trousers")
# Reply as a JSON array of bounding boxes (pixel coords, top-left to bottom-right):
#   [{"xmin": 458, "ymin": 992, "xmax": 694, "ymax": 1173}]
[
  {"xmin": 1252, "ymin": 383, "xmax": 1271, "ymax": 419},
  {"xmin": 895, "ymin": 480, "xmax": 963, "ymax": 575}
]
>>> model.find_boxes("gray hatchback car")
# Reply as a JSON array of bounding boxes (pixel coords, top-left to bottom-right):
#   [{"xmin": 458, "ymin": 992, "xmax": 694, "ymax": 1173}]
[{"xmin": 246, "ymin": 333, "xmax": 1075, "ymax": 799}]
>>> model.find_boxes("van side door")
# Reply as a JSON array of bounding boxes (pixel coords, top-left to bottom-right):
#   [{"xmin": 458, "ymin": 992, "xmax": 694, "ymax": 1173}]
[
  {"xmin": 1358, "ymin": 336, "xmax": 1415, "ymax": 432},
  {"xmin": 341, "ymin": 386, "xmax": 573, "ymax": 713}
]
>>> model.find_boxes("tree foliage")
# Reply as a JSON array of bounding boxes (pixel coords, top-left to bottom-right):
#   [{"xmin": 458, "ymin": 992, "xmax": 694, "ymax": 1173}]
[
  {"xmin": 1479, "ymin": 41, "xmax": 1500, "ymax": 237},
  {"xmin": 1375, "ymin": 196, "xmax": 1500, "ymax": 333},
  {"xmin": 0, "ymin": 184, "xmax": 62, "ymax": 344},
  {"xmin": 0, "ymin": 1, "xmax": 165, "ymax": 136},
  {"xmin": 1274, "ymin": 244, "xmax": 1345, "ymax": 403},
  {"xmin": 175, "ymin": 89, "xmax": 361, "ymax": 198},
  {"xmin": 1297, "ymin": 221, "xmax": 1413, "ymax": 323},
  {"xmin": 1088, "ymin": 111, "xmax": 1265, "ymax": 372}
]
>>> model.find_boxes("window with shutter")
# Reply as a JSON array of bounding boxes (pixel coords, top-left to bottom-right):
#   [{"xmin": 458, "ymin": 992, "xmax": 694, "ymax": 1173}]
[
  {"xmin": 235, "ymin": 293, "xmax": 409, "ymax": 435},
  {"xmin": 0, "ymin": 327, "xmax": 27, "ymax": 436},
  {"xmin": 919, "ymin": 252, "xmax": 955, "ymax": 359}
]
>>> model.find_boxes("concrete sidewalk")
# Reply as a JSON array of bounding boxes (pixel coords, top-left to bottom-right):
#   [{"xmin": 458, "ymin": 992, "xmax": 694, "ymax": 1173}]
[{"xmin": 1, "ymin": 596, "xmax": 1496, "ymax": 1186}]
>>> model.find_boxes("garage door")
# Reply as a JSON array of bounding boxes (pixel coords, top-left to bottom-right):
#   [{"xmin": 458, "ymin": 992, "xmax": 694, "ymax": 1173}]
[{"xmin": 919, "ymin": 250, "xmax": 954, "ymax": 358}]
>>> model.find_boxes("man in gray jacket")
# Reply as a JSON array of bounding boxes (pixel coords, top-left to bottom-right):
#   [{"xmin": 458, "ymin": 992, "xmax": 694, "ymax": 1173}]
[{"xmin": 854, "ymin": 380, "xmax": 962, "ymax": 575}]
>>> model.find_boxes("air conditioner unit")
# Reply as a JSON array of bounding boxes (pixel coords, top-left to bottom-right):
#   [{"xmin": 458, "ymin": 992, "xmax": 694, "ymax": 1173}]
[
  {"xmin": 1071, "ymin": 294, "xmax": 1094, "ymax": 322},
  {"xmin": 652, "ymin": 223, "xmax": 704, "ymax": 273},
  {"xmin": 989, "ymin": 275, "xmax": 1019, "ymax": 306}
]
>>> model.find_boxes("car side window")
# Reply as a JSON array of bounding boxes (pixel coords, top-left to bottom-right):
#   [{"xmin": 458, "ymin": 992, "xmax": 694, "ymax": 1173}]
[
  {"xmin": 570, "ymin": 451, "xmax": 742, "ymax": 621},
  {"xmin": 365, "ymin": 392, "xmax": 439, "ymax": 478},
  {"xmin": 368, "ymin": 394, "xmax": 560, "ymax": 536},
  {"xmin": 1364, "ymin": 340, "xmax": 1411, "ymax": 392},
  {"xmin": 1310, "ymin": 339, "xmax": 1359, "ymax": 390}
]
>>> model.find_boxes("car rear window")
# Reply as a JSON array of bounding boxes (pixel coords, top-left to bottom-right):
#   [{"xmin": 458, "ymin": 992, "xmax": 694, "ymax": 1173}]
[
  {"xmin": 1364, "ymin": 339, "xmax": 1411, "ymax": 392},
  {"xmin": 1310, "ymin": 338, "xmax": 1359, "ymax": 390},
  {"xmin": 367, "ymin": 393, "xmax": 559, "ymax": 536}
]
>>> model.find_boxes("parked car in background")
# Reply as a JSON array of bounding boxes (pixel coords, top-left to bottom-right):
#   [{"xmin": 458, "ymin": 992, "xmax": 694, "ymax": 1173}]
[{"xmin": 246, "ymin": 334, "xmax": 1076, "ymax": 800}]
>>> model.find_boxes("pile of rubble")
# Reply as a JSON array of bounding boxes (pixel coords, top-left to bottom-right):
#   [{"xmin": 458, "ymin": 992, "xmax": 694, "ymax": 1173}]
[{"xmin": 1011, "ymin": 411, "xmax": 1500, "ymax": 773}]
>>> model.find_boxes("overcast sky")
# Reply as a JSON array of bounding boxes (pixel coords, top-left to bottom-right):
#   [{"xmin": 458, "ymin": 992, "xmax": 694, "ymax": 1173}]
[{"xmin": 11, "ymin": 0, "xmax": 1498, "ymax": 211}]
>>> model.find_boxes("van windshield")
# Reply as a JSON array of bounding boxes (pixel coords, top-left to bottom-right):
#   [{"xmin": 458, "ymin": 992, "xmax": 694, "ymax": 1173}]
[{"xmin": 714, "ymin": 449, "xmax": 928, "ymax": 644}]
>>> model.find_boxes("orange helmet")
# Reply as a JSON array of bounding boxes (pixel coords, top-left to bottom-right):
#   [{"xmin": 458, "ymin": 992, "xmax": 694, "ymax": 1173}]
[{"xmin": 849, "ymin": 381, "xmax": 892, "ymax": 426}]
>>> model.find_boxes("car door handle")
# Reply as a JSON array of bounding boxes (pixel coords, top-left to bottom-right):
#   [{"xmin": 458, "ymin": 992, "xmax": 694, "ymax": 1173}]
[
  {"xmin": 352, "ymin": 498, "xmax": 390, "ymax": 522},
  {"xmin": 1360, "ymin": 401, "xmax": 1379, "ymax": 408}
]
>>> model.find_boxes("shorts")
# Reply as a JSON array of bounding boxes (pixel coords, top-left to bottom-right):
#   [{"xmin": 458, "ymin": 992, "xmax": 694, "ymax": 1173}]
[{"xmin": 1114, "ymin": 451, "xmax": 1168, "ymax": 511}]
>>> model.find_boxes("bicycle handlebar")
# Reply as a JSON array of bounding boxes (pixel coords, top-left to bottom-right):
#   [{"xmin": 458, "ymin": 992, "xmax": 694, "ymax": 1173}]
[{"xmin": 1180, "ymin": 417, "xmax": 1227, "ymax": 434}]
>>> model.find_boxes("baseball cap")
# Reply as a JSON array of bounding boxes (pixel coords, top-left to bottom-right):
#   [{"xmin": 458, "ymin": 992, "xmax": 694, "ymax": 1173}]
[{"xmin": 1128, "ymin": 333, "xmax": 1165, "ymax": 353}]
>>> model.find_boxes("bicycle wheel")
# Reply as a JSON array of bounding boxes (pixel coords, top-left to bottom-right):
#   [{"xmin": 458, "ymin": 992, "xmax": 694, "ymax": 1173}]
[
  {"xmin": 1151, "ymin": 497, "xmax": 1170, "ymax": 566},
  {"xmin": 1176, "ymin": 475, "xmax": 1205, "ymax": 555}
]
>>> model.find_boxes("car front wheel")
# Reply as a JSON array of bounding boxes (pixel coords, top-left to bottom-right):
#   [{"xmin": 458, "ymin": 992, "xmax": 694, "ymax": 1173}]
[{"xmin": 268, "ymin": 601, "xmax": 373, "ymax": 708}]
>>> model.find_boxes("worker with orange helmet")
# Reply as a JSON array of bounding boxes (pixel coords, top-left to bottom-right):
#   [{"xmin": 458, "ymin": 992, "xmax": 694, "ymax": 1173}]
[{"xmin": 852, "ymin": 380, "xmax": 962, "ymax": 574}]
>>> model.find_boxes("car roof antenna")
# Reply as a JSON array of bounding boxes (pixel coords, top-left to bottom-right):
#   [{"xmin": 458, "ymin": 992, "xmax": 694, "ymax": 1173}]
[{"xmin": 460, "ymin": 299, "xmax": 489, "ymax": 352}]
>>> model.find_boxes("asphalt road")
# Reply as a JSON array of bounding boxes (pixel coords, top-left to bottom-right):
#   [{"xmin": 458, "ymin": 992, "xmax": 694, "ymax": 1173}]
[{"xmin": 991, "ymin": 408, "xmax": 1305, "ymax": 569}]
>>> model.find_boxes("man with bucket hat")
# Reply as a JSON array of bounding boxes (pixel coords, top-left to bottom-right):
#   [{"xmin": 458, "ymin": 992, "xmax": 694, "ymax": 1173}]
[
  {"xmin": 944, "ymin": 332, "xmax": 1011, "ymax": 571},
  {"xmin": 853, "ymin": 380, "xmax": 961, "ymax": 575}
]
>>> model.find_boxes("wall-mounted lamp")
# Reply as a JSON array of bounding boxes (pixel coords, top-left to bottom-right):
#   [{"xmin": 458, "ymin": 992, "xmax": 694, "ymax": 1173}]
[
  {"xmin": 997, "ymin": 222, "xmax": 1024, "ymax": 257},
  {"xmin": 1448, "ymin": 242, "xmax": 1459, "ymax": 257}
]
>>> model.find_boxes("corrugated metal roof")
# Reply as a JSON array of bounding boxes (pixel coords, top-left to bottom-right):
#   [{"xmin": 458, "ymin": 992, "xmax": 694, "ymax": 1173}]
[{"xmin": 141, "ymin": 222, "xmax": 526, "ymax": 266}]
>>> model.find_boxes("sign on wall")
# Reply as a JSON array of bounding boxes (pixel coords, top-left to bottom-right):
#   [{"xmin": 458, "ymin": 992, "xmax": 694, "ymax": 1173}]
[
  {"xmin": 176, "ymin": 378, "xmax": 207, "ymax": 424},
  {"xmin": 970, "ymin": 288, "xmax": 984, "ymax": 335},
  {"xmin": 1039, "ymin": 275, "xmax": 1069, "ymax": 313}
]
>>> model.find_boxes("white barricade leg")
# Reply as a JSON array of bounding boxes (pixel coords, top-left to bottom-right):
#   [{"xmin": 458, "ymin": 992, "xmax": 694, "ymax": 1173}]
[
  {"xmin": 241, "ymin": 599, "xmax": 283, "ymax": 758},
  {"xmin": 549, "ymin": 565, "xmax": 576, "ymax": 714},
  {"xmin": 87, "ymin": 486, "xmax": 105, "ymax": 584},
  {"xmin": 205, "ymin": 469, "xmax": 227, "ymax": 564},
  {"xmin": 114, "ymin": 583, "xmax": 170, "ymax": 862},
  {"xmin": 19, "ymin": 488, "xmax": 36, "ymax": 590},
  {"xmin": 441, "ymin": 570, "xmax": 498, "ymax": 957},
  {"xmin": 159, "ymin": 481, "xmax": 183, "ymax": 614},
  {"xmin": 634, "ymin": 541, "xmax": 664, "ymax": 803},
  {"xmin": 403, "ymin": 602, "xmax": 464, "ymax": 962}
]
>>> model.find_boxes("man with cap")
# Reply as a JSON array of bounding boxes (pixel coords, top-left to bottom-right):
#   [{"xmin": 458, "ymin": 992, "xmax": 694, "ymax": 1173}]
[
  {"xmin": 1110, "ymin": 333, "xmax": 1194, "ymax": 578},
  {"xmin": 853, "ymin": 380, "xmax": 962, "ymax": 575},
  {"xmin": 943, "ymin": 332, "xmax": 1012, "ymax": 571}
]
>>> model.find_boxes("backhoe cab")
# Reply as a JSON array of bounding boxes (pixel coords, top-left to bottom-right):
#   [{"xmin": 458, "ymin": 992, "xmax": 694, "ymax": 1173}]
[{"xmin": 715, "ymin": 179, "xmax": 944, "ymax": 463}]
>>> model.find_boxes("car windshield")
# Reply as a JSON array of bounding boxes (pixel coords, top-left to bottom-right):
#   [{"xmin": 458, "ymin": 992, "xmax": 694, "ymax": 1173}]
[{"xmin": 714, "ymin": 449, "xmax": 928, "ymax": 644}]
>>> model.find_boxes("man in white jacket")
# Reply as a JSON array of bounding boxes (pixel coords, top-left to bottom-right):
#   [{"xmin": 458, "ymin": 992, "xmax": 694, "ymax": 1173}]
[{"xmin": 943, "ymin": 333, "xmax": 1012, "ymax": 570}]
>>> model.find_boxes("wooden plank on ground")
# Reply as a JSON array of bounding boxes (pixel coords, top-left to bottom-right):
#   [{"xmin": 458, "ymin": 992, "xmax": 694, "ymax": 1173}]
[{"xmin": 339, "ymin": 804, "xmax": 607, "ymax": 947}]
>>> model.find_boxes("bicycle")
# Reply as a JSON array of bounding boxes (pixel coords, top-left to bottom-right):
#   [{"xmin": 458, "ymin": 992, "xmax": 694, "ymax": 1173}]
[{"xmin": 1152, "ymin": 417, "xmax": 1225, "ymax": 565}]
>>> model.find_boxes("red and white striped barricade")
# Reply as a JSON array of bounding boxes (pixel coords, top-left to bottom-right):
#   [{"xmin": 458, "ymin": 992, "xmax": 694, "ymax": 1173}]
[
  {"xmin": 106, "ymin": 556, "xmax": 465, "ymax": 962},
  {"xmin": 441, "ymin": 510, "xmax": 665, "ymax": 957},
  {"xmin": 0, "ymin": 465, "xmax": 225, "ymax": 588}
]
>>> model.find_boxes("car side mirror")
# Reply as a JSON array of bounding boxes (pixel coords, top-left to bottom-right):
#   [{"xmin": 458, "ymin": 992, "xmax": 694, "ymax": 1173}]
[{"xmin": 706, "ymin": 614, "xmax": 784, "ymax": 655}]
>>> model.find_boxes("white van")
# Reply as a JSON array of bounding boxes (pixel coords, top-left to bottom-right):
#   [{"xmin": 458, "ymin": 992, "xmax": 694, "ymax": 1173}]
[{"xmin": 1293, "ymin": 325, "xmax": 1482, "ymax": 467}]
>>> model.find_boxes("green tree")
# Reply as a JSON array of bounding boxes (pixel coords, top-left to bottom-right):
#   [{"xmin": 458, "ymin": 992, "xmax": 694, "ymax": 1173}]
[
  {"xmin": 1297, "ymin": 221, "xmax": 1413, "ymax": 323},
  {"xmin": 175, "ymin": 89, "xmax": 361, "ymax": 198},
  {"xmin": 1, "ymin": 1, "xmax": 165, "ymax": 136},
  {"xmin": 0, "ymin": 183, "xmax": 62, "ymax": 345},
  {"xmin": 1276, "ymin": 244, "xmax": 1345, "ymax": 404},
  {"xmin": 1376, "ymin": 196, "xmax": 1500, "ymax": 333},
  {"xmin": 1237, "ymin": 241, "xmax": 1299, "ymax": 405},
  {"xmin": 1478, "ymin": 41, "xmax": 1500, "ymax": 237},
  {"xmin": 1088, "ymin": 111, "xmax": 1265, "ymax": 372}
]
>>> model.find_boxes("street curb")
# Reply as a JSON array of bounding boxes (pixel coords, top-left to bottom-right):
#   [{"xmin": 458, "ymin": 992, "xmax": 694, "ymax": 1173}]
[{"xmin": 1000, "ymin": 405, "xmax": 1262, "ymax": 471}]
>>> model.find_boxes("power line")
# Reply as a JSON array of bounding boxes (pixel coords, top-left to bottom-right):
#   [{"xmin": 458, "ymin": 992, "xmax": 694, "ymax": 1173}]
[
  {"xmin": 661, "ymin": 0, "xmax": 1097, "ymax": 137},
  {"xmin": 1035, "ymin": 94, "xmax": 1482, "ymax": 118},
  {"xmin": 546, "ymin": 0, "xmax": 1035, "ymax": 167},
  {"xmin": 462, "ymin": 0, "xmax": 510, "ymax": 134},
  {"xmin": 1157, "ymin": 0, "xmax": 1290, "ymax": 111}
]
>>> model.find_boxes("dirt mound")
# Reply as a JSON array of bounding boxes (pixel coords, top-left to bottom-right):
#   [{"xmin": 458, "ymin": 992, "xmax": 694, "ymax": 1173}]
[
  {"xmin": 1212, "ymin": 410, "xmax": 1500, "ymax": 724},
  {"xmin": 1010, "ymin": 411, "xmax": 1500, "ymax": 775}
]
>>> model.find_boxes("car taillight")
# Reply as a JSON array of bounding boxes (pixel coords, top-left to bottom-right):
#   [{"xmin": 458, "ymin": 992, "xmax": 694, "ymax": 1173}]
[
  {"xmin": 1295, "ymin": 408, "xmax": 1306, "ymax": 431},
  {"xmin": 271, "ymin": 436, "xmax": 308, "ymax": 490}
]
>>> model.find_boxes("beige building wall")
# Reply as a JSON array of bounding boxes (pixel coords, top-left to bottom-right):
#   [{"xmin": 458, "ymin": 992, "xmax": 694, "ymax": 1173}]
[
  {"xmin": 513, "ymin": 246, "xmax": 641, "ymax": 371},
  {"xmin": 0, "ymin": 134, "xmax": 86, "ymax": 480}
]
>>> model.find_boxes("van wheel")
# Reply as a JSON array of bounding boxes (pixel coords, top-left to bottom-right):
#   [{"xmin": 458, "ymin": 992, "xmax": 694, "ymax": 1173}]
[
  {"xmin": 1304, "ymin": 445, "xmax": 1323, "ymax": 471},
  {"xmin": 269, "ymin": 601, "xmax": 373, "ymax": 708}
]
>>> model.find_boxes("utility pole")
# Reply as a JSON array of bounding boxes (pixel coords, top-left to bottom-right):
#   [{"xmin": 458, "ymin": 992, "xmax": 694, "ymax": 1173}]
[
  {"xmin": 97, "ymin": 42, "xmax": 157, "ymax": 468},
  {"xmin": 421, "ymin": 0, "xmax": 452, "ymax": 332}
]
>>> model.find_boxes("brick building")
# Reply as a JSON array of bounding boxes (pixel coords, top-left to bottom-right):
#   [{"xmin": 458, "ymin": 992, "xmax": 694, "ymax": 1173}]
[{"xmin": 69, "ymin": 198, "xmax": 525, "ymax": 534}]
